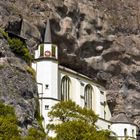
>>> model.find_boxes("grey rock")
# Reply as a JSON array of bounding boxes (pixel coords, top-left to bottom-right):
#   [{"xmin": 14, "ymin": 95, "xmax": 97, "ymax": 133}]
[{"xmin": 0, "ymin": 38, "xmax": 38, "ymax": 135}]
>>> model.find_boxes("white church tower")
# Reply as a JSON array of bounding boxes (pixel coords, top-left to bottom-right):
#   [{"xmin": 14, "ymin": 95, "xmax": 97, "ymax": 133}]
[{"xmin": 32, "ymin": 19, "xmax": 59, "ymax": 130}]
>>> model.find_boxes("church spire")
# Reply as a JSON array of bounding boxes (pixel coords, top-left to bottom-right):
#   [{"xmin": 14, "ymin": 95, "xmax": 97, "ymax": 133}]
[{"xmin": 44, "ymin": 18, "xmax": 52, "ymax": 43}]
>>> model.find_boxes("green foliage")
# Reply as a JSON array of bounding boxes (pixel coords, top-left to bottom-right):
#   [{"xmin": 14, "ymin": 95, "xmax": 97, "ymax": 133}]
[
  {"xmin": 8, "ymin": 38, "xmax": 32, "ymax": 64},
  {"xmin": 25, "ymin": 66, "xmax": 36, "ymax": 77},
  {"xmin": 49, "ymin": 120, "xmax": 110, "ymax": 140},
  {"xmin": 0, "ymin": 103, "xmax": 20, "ymax": 140},
  {"xmin": 0, "ymin": 103, "xmax": 46, "ymax": 140},
  {"xmin": 0, "ymin": 117, "xmax": 20, "ymax": 140},
  {"xmin": 0, "ymin": 28, "xmax": 32, "ymax": 64},
  {"xmin": 48, "ymin": 100, "xmax": 98, "ymax": 123},
  {"xmin": 23, "ymin": 127, "xmax": 46, "ymax": 140},
  {"xmin": 0, "ymin": 102, "xmax": 16, "ymax": 119},
  {"xmin": 47, "ymin": 100, "xmax": 112, "ymax": 140},
  {"xmin": 0, "ymin": 28, "xmax": 8, "ymax": 39}
]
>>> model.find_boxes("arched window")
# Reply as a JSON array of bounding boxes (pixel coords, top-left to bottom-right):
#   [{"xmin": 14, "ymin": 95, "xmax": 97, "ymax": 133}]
[
  {"xmin": 84, "ymin": 84, "xmax": 93, "ymax": 109},
  {"xmin": 124, "ymin": 128, "xmax": 127, "ymax": 136},
  {"xmin": 61, "ymin": 76, "xmax": 71, "ymax": 101}
]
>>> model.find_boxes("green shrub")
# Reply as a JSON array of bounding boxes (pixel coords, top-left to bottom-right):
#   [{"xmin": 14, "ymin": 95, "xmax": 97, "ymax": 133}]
[
  {"xmin": 0, "ymin": 102, "xmax": 16, "ymax": 117},
  {"xmin": 0, "ymin": 28, "xmax": 32, "ymax": 64},
  {"xmin": 8, "ymin": 38, "xmax": 33, "ymax": 64},
  {"xmin": 0, "ymin": 103, "xmax": 20, "ymax": 140},
  {"xmin": 47, "ymin": 100, "xmax": 114, "ymax": 140},
  {"xmin": 0, "ymin": 28, "xmax": 8, "ymax": 39},
  {"xmin": 0, "ymin": 103, "xmax": 46, "ymax": 140},
  {"xmin": 25, "ymin": 66, "xmax": 36, "ymax": 78},
  {"xmin": 24, "ymin": 127, "xmax": 46, "ymax": 140}
]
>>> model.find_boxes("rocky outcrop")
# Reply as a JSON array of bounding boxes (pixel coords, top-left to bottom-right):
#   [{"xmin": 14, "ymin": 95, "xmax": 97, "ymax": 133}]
[
  {"xmin": 0, "ymin": 34, "xmax": 39, "ymax": 135},
  {"xmin": 0, "ymin": 0, "xmax": 140, "ymax": 128}
]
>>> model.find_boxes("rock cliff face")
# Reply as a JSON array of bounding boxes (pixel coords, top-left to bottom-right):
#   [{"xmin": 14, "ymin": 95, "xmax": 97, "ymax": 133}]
[
  {"xmin": 0, "ymin": 0, "xmax": 140, "ymax": 129},
  {"xmin": 0, "ymin": 36, "xmax": 39, "ymax": 134}
]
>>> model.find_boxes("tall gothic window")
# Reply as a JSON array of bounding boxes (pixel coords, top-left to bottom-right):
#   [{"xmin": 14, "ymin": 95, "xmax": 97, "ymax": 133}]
[
  {"xmin": 61, "ymin": 76, "xmax": 71, "ymax": 101},
  {"xmin": 84, "ymin": 84, "xmax": 93, "ymax": 109}
]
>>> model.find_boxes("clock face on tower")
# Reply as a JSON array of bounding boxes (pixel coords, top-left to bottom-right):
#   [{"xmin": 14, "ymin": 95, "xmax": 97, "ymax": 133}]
[
  {"xmin": 45, "ymin": 50, "xmax": 51, "ymax": 57},
  {"xmin": 38, "ymin": 44, "xmax": 57, "ymax": 59}
]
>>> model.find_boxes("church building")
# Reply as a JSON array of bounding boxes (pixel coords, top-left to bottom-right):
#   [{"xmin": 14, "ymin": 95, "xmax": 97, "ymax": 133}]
[{"xmin": 32, "ymin": 19, "xmax": 138, "ymax": 140}]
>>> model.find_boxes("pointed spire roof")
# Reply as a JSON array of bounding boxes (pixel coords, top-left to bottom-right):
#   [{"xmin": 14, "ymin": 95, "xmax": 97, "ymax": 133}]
[
  {"xmin": 6, "ymin": 17, "xmax": 26, "ymax": 40},
  {"xmin": 44, "ymin": 19, "xmax": 52, "ymax": 43},
  {"xmin": 19, "ymin": 18, "xmax": 25, "ymax": 38}
]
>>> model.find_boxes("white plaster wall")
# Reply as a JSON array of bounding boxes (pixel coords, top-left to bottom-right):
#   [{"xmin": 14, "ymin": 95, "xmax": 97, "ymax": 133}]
[
  {"xmin": 40, "ymin": 99, "xmax": 59, "ymax": 130},
  {"xmin": 96, "ymin": 118, "xmax": 111, "ymax": 130},
  {"xmin": 89, "ymin": 84, "xmax": 96, "ymax": 111},
  {"xmin": 111, "ymin": 123, "xmax": 137, "ymax": 138},
  {"xmin": 36, "ymin": 60, "xmax": 58, "ymax": 98},
  {"xmin": 59, "ymin": 69, "xmax": 114, "ymax": 132},
  {"xmin": 105, "ymin": 104, "xmax": 111, "ymax": 120},
  {"xmin": 93, "ymin": 86, "xmax": 102, "ymax": 117},
  {"xmin": 93, "ymin": 88, "xmax": 111, "ymax": 120},
  {"xmin": 104, "ymin": 91, "xmax": 112, "ymax": 120},
  {"xmin": 37, "ymin": 83, "xmax": 43, "ymax": 95},
  {"xmin": 33, "ymin": 60, "xmax": 58, "ymax": 133},
  {"xmin": 35, "ymin": 44, "xmax": 58, "ymax": 59},
  {"xmin": 32, "ymin": 62, "xmax": 37, "ymax": 71},
  {"xmin": 33, "ymin": 44, "xmax": 137, "ymax": 139},
  {"xmin": 59, "ymin": 72, "xmax": 81, "ymax": 105},
  {"xmin": 79, "ymin": 81, "xmax": 85, "ymax": 108},
  {"xmin": 32, "ymin": 43, "xmax": 59, "ymax": 133},
  {"xmin": 44, "ymin": 44, "xmax": 58, "ymax": 59},
  {"xmin": 35, "ymin": 49, "xmax": 40, "ymax": 59},
  {"xmin": 100, "ymin": 91, "xmax": 105, "ymax": 103},
  {"xmin": 73, "ymin": 79, "xmax": 81, "ymax": 105},
  {"xmin": 59, "ymin": 70, "xmax": 95, "ymax": 107},
  {"xmin": 59, "ymin": 69, "xmax": 110, "ymax": 119}
]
